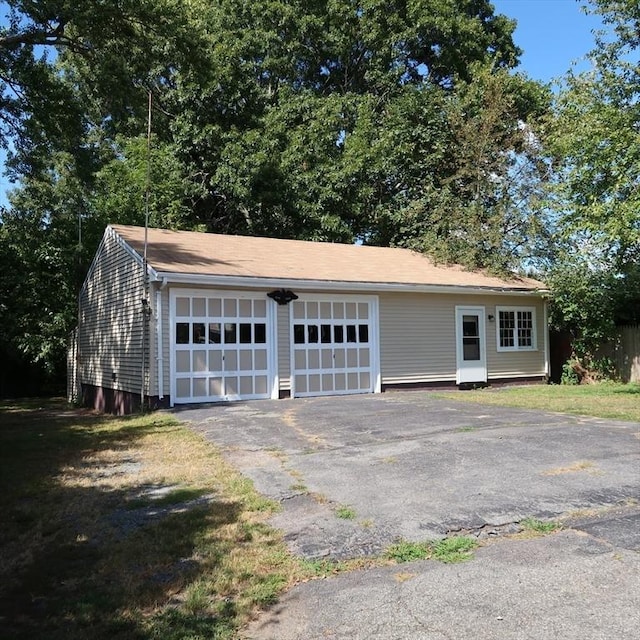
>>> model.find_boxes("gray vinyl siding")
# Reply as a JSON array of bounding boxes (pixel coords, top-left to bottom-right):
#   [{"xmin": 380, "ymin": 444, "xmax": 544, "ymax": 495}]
[
  {"xmin": 277, "ymin": 304, "xmax": 291, "ymax": 391},
  {"xmin": 379, "ymin": 292, "xmax": 546, "ymax": 384},
  {"xmin": 78, "ymin": 230, "xmax": 148, "ymax": 394},
  {"xmin": 379, "ymin": 293, "xmax": 457, "ymax": 384}
]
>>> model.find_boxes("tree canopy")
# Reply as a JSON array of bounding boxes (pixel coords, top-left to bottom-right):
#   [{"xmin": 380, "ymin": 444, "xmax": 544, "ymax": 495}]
[{"xmin": 2, "ymin": 0, "xmax": 636, "ymax": 387}]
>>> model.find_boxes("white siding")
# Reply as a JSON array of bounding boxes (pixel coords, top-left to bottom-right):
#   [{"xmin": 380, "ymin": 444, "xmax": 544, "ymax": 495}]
[{"xmin": 78, "ymin": 230, "xmax": 149, "ymax": 395}]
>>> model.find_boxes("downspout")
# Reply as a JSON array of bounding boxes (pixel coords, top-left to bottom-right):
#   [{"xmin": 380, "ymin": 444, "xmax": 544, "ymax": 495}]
[
  {"xmin": 156, "ymin": 283, "xmax": 165, "ymax": 400},
  {"xmin": 544, "ymin": 298, "xmax": 550, "ymax": 380}
]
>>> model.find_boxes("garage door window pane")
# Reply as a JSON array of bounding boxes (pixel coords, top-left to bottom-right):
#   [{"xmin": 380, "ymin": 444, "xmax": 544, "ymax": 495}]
[
  {"xmin": 239, "ymin": 350, "xmax": 252, "ymax": 370},
  {"xmin": 176, "ymin": 378, "xmax": 190, "ymax": 398},
  {"xmin": 225, "ymin": 351, "xmax": 238, "ymax": 371},
  {"xmin": 239, "ymin": 323, "xmax": 252, "ymax": 344},
  {"xmin": 308, "ymin": 325, "xmax": 319, "ymax": 343},
  {"xmin": 346, "ymin": 325, "xmax": 357, "ymax": 343},
  {"xmin": 176, "ymin": 351, "xmax": 190, "ymax": 373},
  {"xmin": 295, "ymin": 350, "xmax": 306, "ymax": 369},
  {"xmin": 255, "ymin": 376, "xmax": 268, "ymax": 394},
  {"xmin": 226, "ymin": 377, "xmax": 238, "ymax": 395},
  {"xmin": 176, "ymin": 323, "xmax": 189, "ymax": 344},
  {"xmin": 209, "ymin": 377, "xmax": 223, "ymax": 396},
  {"xmin": 308, "ymin": 349, "xmax": 320, "ymax": 369},
  {"xmin": 193, "ymin": 350, "xmax": 207, "ymax": 372},
  {"xmin": 255, "ymin": 323, "xmax": 266, "ymax": 343},
  {"xmin": 192, "ymin": 298, "xmax": 206, "ymax": 316},
  {"xmin": 208, "ymin": 323, "xmax": 221, "ymax": 344},
  {"xmin": 320, "ymin": 324, "xmax": 332, "ymax": 343},
  {"xmin": 209, "ymin": 351, "xmax": 222, "ymax": 372},
  {"xmin": 224, "ymin": 323, "xmax": 237, "ymax": 344},
  {"xmin": 334, "ymin": 325, "xmax": 344, "ymax": 343},
  {"xmin": 294, "ymin": 324, "xmax": 305, "ymax": 344},
  {"xmin": 296, "ymin": 375, "xmax": 307, "ymax": 393},
  {"xmin": 193, "ymin": 378, "xmax": 207, "ymax": 397},
  {"xmin": 255, "ymin": 349, "xmax": 267, "ymax": 370},
  {"xmin": 240, "ymin": 376, "xmax": 253, "ymax": 395},
  {"xmin": 358, "ymin": 324, "xmax": 369, "ymax": 343},
  {"xmin": 193, "ymin": 323, "xmax": 206, "ymax": 344},
  {"xmin": 176, "ymin": 298, "xmax": 190, "ymax": 316}
]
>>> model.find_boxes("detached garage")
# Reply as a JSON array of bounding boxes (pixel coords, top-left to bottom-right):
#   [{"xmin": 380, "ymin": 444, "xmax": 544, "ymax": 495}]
[{"xmin": 74, "ymin": 225, "xmax": 549, "ymax": 413}]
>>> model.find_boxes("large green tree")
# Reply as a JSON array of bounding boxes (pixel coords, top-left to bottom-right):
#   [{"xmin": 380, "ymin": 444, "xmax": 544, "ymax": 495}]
[
  {"xmin": 548, "ymin": 0, "xmax": 640, "ymax": 357},
  {"xmin": 1, "ymin": 0, "xmax": 547, "ymax": 387}
]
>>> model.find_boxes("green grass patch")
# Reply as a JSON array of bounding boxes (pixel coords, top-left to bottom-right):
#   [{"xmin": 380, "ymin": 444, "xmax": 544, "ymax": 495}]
[
  {"xmin": 385, "ymin": 540, "xmax": 432, "ymax": 563},
  {"xmin": 335, "ymin": 504, "xmax": 357, "ymax": 519},
  {"xmin": 0, "ymin": 399, "xmax": 301, "ymax": 640},
  {"xmin": 385, "ymin": 536, "xmax": 477, "ymax": 564},
  {"xmin": 435, "ymin": 382, "xmax": 640, "ymax": 422},
  {"xmin": 520, "ymin": 517, "xmax": 561, "ymax": 535},
  {"xmin": 433, "ymin": 536, "xmax": 478, "ymax": 563}
]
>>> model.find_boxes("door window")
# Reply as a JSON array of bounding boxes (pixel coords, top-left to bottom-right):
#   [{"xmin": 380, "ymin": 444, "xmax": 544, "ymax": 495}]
[{"xmin": 462, "ymin": 315, "xmax": 480, "ymax": 361}]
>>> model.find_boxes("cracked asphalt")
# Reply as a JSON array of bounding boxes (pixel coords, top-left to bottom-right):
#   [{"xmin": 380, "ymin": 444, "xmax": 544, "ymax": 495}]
[{"xmin": 175, "ymin": 391, "xmax": 640, "ymax": 640}]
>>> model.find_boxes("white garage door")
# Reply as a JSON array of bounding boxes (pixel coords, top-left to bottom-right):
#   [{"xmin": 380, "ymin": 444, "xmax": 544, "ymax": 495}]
[
  {"xmin": 291, "ymin": 296, "xmax": 379, "ymax": 397},
  {"xmin": 171, "ymin": 290, "xmax": 276, "ymax": 404}
]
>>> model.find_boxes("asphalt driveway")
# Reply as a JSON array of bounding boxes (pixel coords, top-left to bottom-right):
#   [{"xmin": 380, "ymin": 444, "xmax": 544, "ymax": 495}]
[
  {"xmin": 177, "ymin": 391, "xmax": 640, "ymax": 640},
  {"xmin": 178, "ymin": 391, "xmax": 640, "ymax": 558}
]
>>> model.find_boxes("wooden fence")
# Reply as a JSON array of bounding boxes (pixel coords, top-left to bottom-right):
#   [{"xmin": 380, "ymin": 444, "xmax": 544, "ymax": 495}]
[{"xmin": 599, "ymin": 325, "xmax": 640, "ymax": 383}]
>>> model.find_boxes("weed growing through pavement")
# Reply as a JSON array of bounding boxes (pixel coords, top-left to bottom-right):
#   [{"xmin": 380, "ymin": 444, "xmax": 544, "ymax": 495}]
[
  {"xmin": 385, "ymin": 536, "xmax": 478, "ymax": 564},
  {"xmin": 433, "ymin": 536, "xmax": 478, "ymax": 563},
  {"xmin": 520, "ymin": 517, "xmax": 561, "ymax": 535},
  {"xmin": 385, "ymin": 540, "xmax": 432, "ymax": 562},
  {"xmin": 335, "ymin": 504, "xmax": 357, "ymax": 519}
]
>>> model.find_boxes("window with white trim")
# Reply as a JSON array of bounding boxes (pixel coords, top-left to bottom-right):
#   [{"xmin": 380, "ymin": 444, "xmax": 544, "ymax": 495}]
[{"xmin": 496, "ymin": 307, "xmax": 536, "ymax": 351}]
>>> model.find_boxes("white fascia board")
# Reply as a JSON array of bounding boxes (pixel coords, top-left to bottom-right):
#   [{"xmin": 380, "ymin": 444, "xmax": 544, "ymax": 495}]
[
  {"xmin": 108, "ymin": 225, "xmax": 160, "ymax": 281},
  {"xmin": 151, "ymin": 271, "xmax": 549, "ymax": 297}
]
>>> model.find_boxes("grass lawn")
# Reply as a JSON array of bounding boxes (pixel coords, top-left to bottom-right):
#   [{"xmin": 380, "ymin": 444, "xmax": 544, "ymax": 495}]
[
  {"xmin": 436, "ymin": 382, "xmax": 640, "ymax": 423},
  {"xmin": 0, "ymin": 399, "xmax": 310, "ymax": 640}
]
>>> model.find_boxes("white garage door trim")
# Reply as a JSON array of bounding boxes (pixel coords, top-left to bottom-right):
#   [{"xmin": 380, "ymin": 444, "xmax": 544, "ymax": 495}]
[
  {"xmin": 169, "ymin": 288, "xmax": 278, "ymax": 405},
  {"xmin": 289, "ymin": 294, "xmax": 381, "ymax": 398}
]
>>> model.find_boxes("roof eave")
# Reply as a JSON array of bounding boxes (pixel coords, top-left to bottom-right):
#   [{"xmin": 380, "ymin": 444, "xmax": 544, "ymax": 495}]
[{"xmin": 151, "ymin": 271, "xmax": 548, "ymax": 296}]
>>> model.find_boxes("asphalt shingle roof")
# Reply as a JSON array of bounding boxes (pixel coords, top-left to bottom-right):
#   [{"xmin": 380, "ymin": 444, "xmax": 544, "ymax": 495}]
[{"xmin": 111, "ymin": 224, "xmax": 546, "ymax": 291}]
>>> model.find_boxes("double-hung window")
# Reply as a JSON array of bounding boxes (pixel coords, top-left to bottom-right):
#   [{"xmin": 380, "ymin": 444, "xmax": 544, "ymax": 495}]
[{"xmin": 496, "ymin": 306, "xmax": 536, "ymax": 351}]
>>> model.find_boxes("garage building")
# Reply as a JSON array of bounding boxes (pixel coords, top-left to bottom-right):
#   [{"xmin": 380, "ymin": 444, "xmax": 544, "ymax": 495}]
[{"xmin": 74, "ymin": 224, "xmax": 549, "ymax": 413}]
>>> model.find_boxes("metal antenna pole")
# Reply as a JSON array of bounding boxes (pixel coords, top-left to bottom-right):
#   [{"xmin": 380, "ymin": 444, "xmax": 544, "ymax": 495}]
[{"xmin": 141, "ymin": 89, "xmax": 152, "ymax": 411}]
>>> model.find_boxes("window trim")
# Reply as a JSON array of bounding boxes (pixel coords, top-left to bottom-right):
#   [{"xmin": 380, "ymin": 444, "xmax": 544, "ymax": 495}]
[{"xmin": 495, "ymin": 306, "xmax": 537, "ymax": 352}]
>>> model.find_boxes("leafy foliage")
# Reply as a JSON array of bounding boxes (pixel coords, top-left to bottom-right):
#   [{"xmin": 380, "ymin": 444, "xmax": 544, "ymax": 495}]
[
  {"xmin": 547, "ymin": 0, "xmax": 640, "ymax": 359},
  {"xmin": 0, "ymin": 0, "xmax": 541, "ymax": 384}
]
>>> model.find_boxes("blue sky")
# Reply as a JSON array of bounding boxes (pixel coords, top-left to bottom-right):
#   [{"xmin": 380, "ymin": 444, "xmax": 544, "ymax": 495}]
[
  {"xmin": 492, "ymin": 0, "xmax": 603, "ymax": 83},
  {"xmin": 0, "ymin": 1, "xmax": 604, "ymax": 208}
]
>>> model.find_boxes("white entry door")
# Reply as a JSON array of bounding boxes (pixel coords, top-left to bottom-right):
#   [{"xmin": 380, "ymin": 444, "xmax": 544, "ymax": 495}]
[
  {"xmin": 170, "ymin": 290, "xmax": 277, "ymax": 404},
  {"xmin": 290, "ymin": 296, "xmax": 380, "ymax": 397},
  {"xmin": 455, "ymin": 306, "xmax": 487, "ymax": 385}
]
